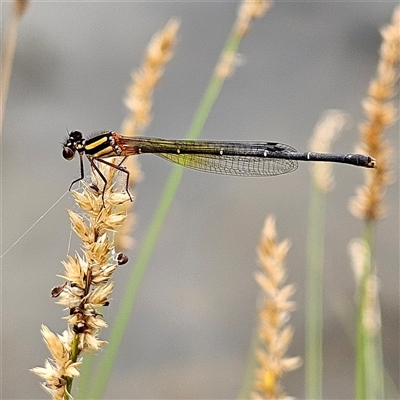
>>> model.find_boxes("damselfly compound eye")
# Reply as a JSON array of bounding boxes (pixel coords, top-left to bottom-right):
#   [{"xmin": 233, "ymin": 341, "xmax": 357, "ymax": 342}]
[
  {"xmin": 63, "ymin": 146, "xmax": 76, "ymax": 160},
  {"xmin": 70, "ymin": 130, "xmax": 83, "ymax": 140}
]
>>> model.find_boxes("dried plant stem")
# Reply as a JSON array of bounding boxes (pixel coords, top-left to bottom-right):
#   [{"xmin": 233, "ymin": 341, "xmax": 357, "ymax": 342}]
[
  {"xmin": 89, "ymin": 2, "xmax": 271, "ymax": 397},
  {"xmin": 1, "ymin": 1, "xmax": 29, "ymax": 134}
]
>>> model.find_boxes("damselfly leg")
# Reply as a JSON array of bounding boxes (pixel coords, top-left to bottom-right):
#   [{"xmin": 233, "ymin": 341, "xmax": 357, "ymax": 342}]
[{"xmin": 89, "ymin": 156, "xmax": 133, "ymax": 202}]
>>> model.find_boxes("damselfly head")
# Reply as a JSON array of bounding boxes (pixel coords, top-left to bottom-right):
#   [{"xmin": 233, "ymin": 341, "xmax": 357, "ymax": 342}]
[{"xmin": 62, "ymin": 130, "xmax": 85, "ymax": 160}]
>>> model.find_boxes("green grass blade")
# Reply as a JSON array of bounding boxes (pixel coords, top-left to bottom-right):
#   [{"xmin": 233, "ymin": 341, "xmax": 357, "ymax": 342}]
[
  {"xmin": 237, "ymin": 328, "xmax": 259, "ymax": 399},
  {"xmin": 355, "ymin": 221, "xmax": 385, "ymax": 400},
  {"xmin": 305, "ymin": 184, "xmax": 326, "ymax": 399},
  {"xmin": 89, "ymin": 165, "xmax": 183, "ymax": 399},
  {"xmin": 75, "ymin": 354, "xmax": 94, "ymax": 399}
]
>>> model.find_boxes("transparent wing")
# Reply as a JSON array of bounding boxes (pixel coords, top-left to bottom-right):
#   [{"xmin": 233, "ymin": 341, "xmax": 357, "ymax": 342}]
[
  {"xmin": 154, "ymin": 152, "xmax": 298, "ymax": 176},
  {"xmin": 116, "ymin": 136, "xmax": 299, "ymax": 176}
]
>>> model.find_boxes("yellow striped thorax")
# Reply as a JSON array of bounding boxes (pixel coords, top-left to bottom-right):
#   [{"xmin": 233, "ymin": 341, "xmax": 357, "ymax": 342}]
[{"xmin": 83, "ymin": 132, "xmax": 120, "ymax": 158}]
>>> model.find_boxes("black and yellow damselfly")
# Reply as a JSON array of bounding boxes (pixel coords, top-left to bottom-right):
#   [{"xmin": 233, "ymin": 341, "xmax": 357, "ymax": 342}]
[{"xmin": 62, "ymin": 130, "xmax": 376, "ymax": 201}]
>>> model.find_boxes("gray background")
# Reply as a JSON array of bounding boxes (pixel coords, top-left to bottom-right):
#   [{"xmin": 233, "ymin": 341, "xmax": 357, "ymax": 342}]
[{"xmin": 2, "ymin": 1, "xmax": 398, "ymax": 399}]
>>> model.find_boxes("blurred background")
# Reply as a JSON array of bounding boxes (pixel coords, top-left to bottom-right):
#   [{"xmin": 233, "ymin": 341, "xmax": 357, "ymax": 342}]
[{"xmin": 2, "ymin": 1, "xmax": 398, "ymax": 399}]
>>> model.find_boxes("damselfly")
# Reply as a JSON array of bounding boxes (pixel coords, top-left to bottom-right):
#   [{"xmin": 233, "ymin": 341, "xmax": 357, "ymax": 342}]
[{"xmin": 63, "ymin": 130, "xmax": 376, "ymax": 201}]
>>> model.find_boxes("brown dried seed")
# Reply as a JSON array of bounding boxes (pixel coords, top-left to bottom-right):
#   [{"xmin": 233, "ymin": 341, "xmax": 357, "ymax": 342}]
[
  {"xmin": 50, "ymin": 283, "xmax": 67, "ymax": 298},
  {"xmin": 117, "ymin": 252, "xmax": 129, "ymax": 265}
]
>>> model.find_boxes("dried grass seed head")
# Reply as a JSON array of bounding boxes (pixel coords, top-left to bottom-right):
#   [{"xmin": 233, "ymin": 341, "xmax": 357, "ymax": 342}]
[{"xmin": 349, "ymin": 6, "xmax": 400, "ymax": 220}]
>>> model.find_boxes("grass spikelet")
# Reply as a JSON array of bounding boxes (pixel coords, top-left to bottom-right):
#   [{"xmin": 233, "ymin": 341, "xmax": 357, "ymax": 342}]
[
  {"xmin": 348, "ymin": 238, "xmax": 371, "ymax": 285},
  {"xmin": 309, "ymin": 110, "xmax": 348, "ymax": 193},
  {"xmin": 349, "ymin": 6, "xmax": 400, "ymax": 221},
  {"xmin": 214, "ymin": 0, "xmax": 271, "ymax": 80},
  {"xmin": 121, "ymin": 18, "xmax": 180, "ymax": 137},
  {"xmin": 235, "ymin": 0, "xmax": 271, "ymax": 37},
  {"xmin": 30, "ymin": 326, "xmax": 81, "ymax": 400},
  {"xmin": 31, "ymin": 169, "xmax": 130, "ymax": 399},
  {"xmin": 116, "ymin": 19, "xmax": 180, "ymax": 250},
  {"xmin": 252, "ymin": 216, "xmax": 301, "ymax": 400},
  {"xmin": 15, "ymin": 0, "xmax": 29, "ymax": 16},
  {"xmin": 349, "ymin": 238, "xmax": 382, "ymax": 338}
]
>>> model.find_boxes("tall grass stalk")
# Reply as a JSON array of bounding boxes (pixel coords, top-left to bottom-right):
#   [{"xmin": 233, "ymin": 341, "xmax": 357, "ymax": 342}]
[
  {"xmin": 349, "ymin": 227, "xmax": 384, "ymax": 399},
  {"xmin": 349, "ymin": 6, "xmax": 399, "ymax": 399},
  {"xmin": 237, "ymin": 329, "xmax": 260, "ymax": 399},
  {"xmin": 89, "ymin": 2, "xmax": 271, "ymax": 397},
  {"xmin": 305, "ymin": 110, "xmax": 347, "ymax": 399},
  {"xmin": 305, "ymin": 185, "xmax": 325, "ymax": 399},
  {"xmin": 355, "ymin": 223, "xmax": 384, "ymax": 399}
]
